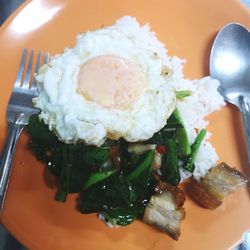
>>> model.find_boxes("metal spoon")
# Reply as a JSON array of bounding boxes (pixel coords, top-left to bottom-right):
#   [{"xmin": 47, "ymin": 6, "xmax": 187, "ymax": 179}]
[{"xmin": 210, "ymin": 23, "xmax": 250, "ymax": 164}]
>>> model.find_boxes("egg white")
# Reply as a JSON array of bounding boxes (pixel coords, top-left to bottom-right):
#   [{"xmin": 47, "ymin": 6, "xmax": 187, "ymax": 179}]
[{"xmin": 34, "ymin": 16, "xmax": 176, "ymax": 146}]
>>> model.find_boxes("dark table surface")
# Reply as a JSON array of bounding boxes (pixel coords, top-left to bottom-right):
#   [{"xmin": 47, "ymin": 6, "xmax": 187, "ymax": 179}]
[{"xmin": 0, "ymin": 1, "xmax": 250, "ymax": 250}]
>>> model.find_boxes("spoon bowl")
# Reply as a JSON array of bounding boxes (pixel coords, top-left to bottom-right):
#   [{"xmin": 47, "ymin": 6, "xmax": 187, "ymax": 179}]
[{"xmin": 210, "ymin": 23, "xmax": 250, "ymax": 163}]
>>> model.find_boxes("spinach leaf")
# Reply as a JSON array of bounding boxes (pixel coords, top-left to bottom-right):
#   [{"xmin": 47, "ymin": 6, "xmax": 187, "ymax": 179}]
[
  {"xmin": 55, "ymin": 146, "xmax": 70, "ymax": 202},
  {"xmin": 146, "ymin": 126, "xmax": 175, "ymax": 144},
  {"xmin": 82, "ymin": 148, "xmax": 109, "ymax": 166},
  {"xmin": 102, "ymin": 152, "xmax": 156, "ymax": 225},
  {"xmin": 146, "ymin": 111, "xmax": 184, "ymax": 144},
  {"xmin": 55, "ymin": 144, "xmax": 92, "ymax": 202},
  {"xmin": 47, "ymin": 148, "xmax": 62, "ymax": 176},
  {"xmin": 130, "ymin": 165, "xmax": 156, "ymax": 207},
  {"xmin": 102, "ymin": 207, "xmax": 140, "ymax": 226},
  {"xmin": 161, "ymin": 138, "xmax": 180, "ymax": 186},
  {"xmin": 26, "ymin": 115, "xmax": 59, "ymax": 147},
  {"xmin": 80, "ymin": 174, "xmax": 137, "ymax": 213},
  {"xmin": 27, "ymin": 115, "xmax": 93, "ymax": 201},
  {"xmin": 80, "ymin": 151, "xmax": 155, "ymax": 218},
  {"xmin": 27, "ymin": 115, "xmax": 63, "ymax": 166}
]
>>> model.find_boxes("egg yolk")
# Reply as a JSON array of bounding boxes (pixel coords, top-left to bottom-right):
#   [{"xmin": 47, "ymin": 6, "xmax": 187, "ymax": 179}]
[{"xmin": 77, "ymin": 55, "xmax": 146, "ymax": 110}]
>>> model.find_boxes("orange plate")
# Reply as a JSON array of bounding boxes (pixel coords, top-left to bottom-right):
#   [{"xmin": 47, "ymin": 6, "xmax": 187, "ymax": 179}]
[{"xmin": 0, "ymin": 0, "xmax": 250, "ymax": 249}]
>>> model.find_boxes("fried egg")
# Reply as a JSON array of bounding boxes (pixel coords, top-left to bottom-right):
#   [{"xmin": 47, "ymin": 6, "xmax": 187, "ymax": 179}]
[{"xmin": 34, "ymin": 16, "xmax": 176, "ymax": 146}]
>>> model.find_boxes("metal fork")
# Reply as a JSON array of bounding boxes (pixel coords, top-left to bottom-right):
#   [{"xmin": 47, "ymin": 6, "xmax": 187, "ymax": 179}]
[{"xmin": 0, "ymin": 49, "xmax": 49, "ymax": 215}]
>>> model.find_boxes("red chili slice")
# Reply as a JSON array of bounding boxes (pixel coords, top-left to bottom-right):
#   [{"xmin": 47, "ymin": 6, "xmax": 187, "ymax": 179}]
[{"xmin": 156, "ymin": 145, "xmax": 167, "ymax": 154}]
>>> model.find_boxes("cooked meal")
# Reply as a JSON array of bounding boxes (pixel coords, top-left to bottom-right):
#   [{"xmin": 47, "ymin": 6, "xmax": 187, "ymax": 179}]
[{"xmin": 26, "ymin": 16, "xmax": 248, "ymax": 240}]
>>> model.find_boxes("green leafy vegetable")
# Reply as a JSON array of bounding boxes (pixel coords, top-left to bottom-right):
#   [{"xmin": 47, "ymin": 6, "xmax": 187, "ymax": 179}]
[
  {"xmin": 80, "ymin": 151, "xmax": 155, "ymax": 225},
  {"xmin": 56, "ymin": 145, "xmax": 71, "ymax": 201},
  {"xmin": 126, "ymin": 151, "xmax": 154, "ymax": 181},
  {"xmin": 129, "ymin": 162, "xmax": 156, "ymax": 205},
  {"xmin": 175, "ymin": 90, "xmax": 192, "ymax": 100},
  {"xmin": 26, "ymin": 115, "xmax": 60, "ymax": 161},
  {"xmin": 161, "ymin": 138, "xmax": 180, "ymax": 186},
  {"xmin": 80, "ymin": 174, "xmax": 137, "ymax": 213},
  {"xmin": 26, "ymin": 115, "xmax": 59, "ymax": 147},
  {"xmin": 102, "ymin": 208, "xmax": 138, "ymax": 226},
  {"xmin": 83, "ymin": 148, "xmax": 109, "ymax": 166},
  {"xmin": 146, "ymin": 109, "xmax": 188, "ymax": 145},
  {"xmin": 184, "ymin": 129, "xmax": 207, "ymax": 172},
  {"xmin": 27, "ymin": 111, "xmax": 206, "ymax": 227},
  {"xmin": 83, "ymin": 169, "xmax": 117, "ymax": 190},
  {"xmin": 47, "ymin": 148, "xmax": 62, "ymax": 176},
  {"xmin": 27, "ymin": 115, "xmax": 93, "ymax": 200},
  {"xmin": 172, "ymin": 109, "xmax": 191, "ymax": 156},
  {"xmin": 146, "ymin": 124, "xmax": 175, "ymax": 145},
  {"xmin": 55, "ymin": 144, "xmax": 93, "ymax": 202},
  {"xmin": 55, "ymin": 190, "xmax": 68, "ymax": 202}
]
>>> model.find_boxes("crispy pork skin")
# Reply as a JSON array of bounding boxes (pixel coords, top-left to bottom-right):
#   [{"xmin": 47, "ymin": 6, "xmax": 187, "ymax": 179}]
[
  {"xmin": 202, "ymin": 162, "xmax": 248, "ymax": 201},
  {"xmin": 143, "ymin": 182, "xmax": 185, "ymax": 240}
]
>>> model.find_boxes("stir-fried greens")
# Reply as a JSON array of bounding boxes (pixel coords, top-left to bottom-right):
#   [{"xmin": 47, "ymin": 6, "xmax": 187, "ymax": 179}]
[{"xmin": 26, "ymin": 109, "xmax": 206, "ymax": 228}]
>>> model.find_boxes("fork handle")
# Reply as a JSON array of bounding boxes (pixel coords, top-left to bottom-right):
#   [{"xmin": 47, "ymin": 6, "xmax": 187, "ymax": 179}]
[{"xmin": 0, "ymin": 115, "xmax": 25, "ymax": 215}]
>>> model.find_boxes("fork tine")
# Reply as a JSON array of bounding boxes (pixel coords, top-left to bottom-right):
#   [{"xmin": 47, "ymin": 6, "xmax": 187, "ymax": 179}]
[
  {"xmin": 31, "ymin": 51, "xmax": 42, "ymax": 89},
  {"xmin": 44, "ymin": 52, "xmax": 49, "ymax": 64},
  {"xmin": 14, "ymin": 48, "xmax": 27, "ymax": 87},
  {"xmin": 22, "ymin": 50, "xmax": 34, "ymax": 89}
]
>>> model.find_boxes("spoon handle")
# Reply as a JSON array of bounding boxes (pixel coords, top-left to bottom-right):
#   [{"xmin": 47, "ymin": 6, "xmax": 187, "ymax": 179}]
[{"xmin": 238, "ymin": 96, "xmax": 250, "ymax": 164}]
